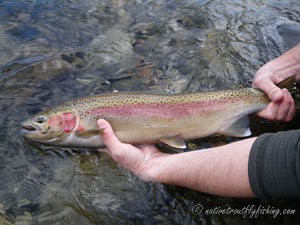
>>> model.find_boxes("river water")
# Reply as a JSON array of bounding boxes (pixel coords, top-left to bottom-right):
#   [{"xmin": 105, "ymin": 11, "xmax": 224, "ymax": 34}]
[{"xmin": 1, "ymin": 0, "xmax": 300, "ymax": 224}]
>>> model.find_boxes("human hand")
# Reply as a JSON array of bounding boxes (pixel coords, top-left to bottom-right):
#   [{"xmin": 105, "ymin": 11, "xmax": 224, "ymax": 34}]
[
  {"xmin": 252, "ymin": 69, "xmax": 295, "ymax": 121},
  {"xmin": 97, "ymin": 119, "xmax": 165, "ymax": 180}
]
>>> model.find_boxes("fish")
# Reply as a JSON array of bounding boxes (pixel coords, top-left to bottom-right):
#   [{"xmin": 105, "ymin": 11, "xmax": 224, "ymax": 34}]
[{"xmin": 20, "ymin": 75, "xmax": 295, "ymax": 149}]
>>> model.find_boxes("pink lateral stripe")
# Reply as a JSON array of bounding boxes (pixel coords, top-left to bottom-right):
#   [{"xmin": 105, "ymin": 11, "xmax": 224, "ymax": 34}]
[{"xmin": 86, "ymin": 99, "xmax": 237, "ymax": 118}]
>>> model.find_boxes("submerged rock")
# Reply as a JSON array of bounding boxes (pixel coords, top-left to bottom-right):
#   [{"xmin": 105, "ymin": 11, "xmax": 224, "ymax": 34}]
[
  {"xmin": 14, "ymin": 212, "xmax": 32, "ymax": 225},
  {"xmin": 277, "ymin": 24, "xmax": 300, "ymax": 49},
  {"xmin": 84, "ymin": 29, "xmax": 135, "ymax": 68}
]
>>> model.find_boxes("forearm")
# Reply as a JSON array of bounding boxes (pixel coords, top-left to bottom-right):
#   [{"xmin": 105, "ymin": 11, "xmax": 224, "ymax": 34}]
[
  {"xmin": 150, "ymin": 138, "xmax": 257, "ymax": 197},
  {"xmin": 261, "ymin": 43, "xmax": 300, "ymax": 80}
]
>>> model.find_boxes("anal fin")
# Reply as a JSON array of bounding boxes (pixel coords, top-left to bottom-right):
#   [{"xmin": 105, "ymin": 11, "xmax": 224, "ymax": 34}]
[{"xmin": 218, "ymin": 116, "xmax": 251, "ymax": 137}]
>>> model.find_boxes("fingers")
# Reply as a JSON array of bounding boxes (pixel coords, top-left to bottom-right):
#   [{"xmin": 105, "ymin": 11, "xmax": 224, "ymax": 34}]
[
  {"xmin": 256, "ymin": 88, "xmax": 295, "ymax": 121},
  {"xmin": 252, "ymin": 76, "xmax": 284, "ymax": 103},
  {"xmin": 283, "ymin": 89, "xmax": 295, "ymax": 121},
  {"xmin": 287, "ymin": 104, "xmax": 295, "ymax": 122},
  {"xmin": 277, "ymin": 89, "xmax": 294, "ymax": 121},
  {"xmin": 98, "ymin": 119, "xmax": 142, "ymax": 168},
  {"xmin": 97, "ymin": 119, "xmax": 163, "ymax": 180},
  {"xmin": 268, "ymin": 86, "xmax": 284, "ymax": 103},
  {"xmin": 252, "ymin": 70, "xmax": 295, "ymax": 121},
  {"xmin": 256, "ymin": 102, "xmax": 279, "ymax": 120},
  {"xmin": 97, "ymin": 119, "xmax": 124, "ymax": 153},
  {"xmin": 97, "ymin": 119, "xmax": 134, "ymax": 165}
]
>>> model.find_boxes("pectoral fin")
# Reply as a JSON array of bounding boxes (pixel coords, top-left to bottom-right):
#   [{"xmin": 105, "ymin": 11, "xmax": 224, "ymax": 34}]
[
  {"xmin": 75, "ymin": 128, "xmax": 104, "ymax": 138},
  {"xmin": 218, "ymin": 116, "xmax": 251, "ymax": 137},
  {"xmin": 159, "ymin": 134, "xmax": 187, "ymax": 149}
]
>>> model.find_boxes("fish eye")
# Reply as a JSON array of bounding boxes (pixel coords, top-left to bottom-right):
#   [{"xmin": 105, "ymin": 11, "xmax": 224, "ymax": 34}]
[{"xmin": 35, "ymin": 116, "xmax": 46, "ymax": 124}]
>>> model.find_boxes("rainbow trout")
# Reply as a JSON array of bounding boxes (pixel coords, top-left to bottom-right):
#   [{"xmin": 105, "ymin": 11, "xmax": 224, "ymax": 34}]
[{"xmin": 21, "ymin": 76, "xmax": 295, "ymax": 149}]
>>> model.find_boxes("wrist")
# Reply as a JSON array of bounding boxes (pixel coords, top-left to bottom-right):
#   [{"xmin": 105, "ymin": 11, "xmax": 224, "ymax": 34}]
[
  {"xmin": 139, "ymin": 151, "xmax": 170, "ymax": 181},
  {"xmin": 146, "ymin": 150, "xmax": 207, "ymax": 189},
  {"xmin": 255, "ymin": 58, "xmax": 299, "ymax": 86},
  {"xmin": 268, "ymin": 45, "xmax": 300, "ymax": 78}
]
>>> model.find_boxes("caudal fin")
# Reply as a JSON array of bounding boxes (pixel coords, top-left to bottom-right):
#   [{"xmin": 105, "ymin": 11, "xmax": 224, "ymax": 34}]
[{"xmin": 276, "ymin": 75, "xmax": 297, "ymax": 94}]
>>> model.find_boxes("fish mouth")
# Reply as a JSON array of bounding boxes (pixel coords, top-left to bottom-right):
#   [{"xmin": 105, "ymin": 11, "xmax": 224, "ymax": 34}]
[
  {"xmin": 20, "ymin": 120, "xmax": 39, "ymax": 136},
  {"xmin": 21, "ymin": 124, "xmax": 37, "ymax": 131}
]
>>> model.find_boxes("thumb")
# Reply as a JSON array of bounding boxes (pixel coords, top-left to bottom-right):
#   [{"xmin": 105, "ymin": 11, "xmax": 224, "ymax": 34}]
[
  {"xmin": 97, "ymin": 119, "xmax": 124, "ymax": 151},
  {"xmin": 254, "ymin": 77, "xmax": 284, "ymax": 103},
  {"xmin": 97, "ymin": 119, "xmax": 147, "ymax": 173}
]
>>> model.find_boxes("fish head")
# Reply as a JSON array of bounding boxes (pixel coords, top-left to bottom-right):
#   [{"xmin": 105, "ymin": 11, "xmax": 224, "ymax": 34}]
[{"xmin": 21, "ymin": 110, "xmax": 78, "ymax": 145}]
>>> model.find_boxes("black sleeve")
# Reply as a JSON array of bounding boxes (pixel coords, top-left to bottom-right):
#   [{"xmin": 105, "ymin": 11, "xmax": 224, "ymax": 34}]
[{"xmin": 248, "ymin": 129, "xmax": 300, "ymax": 197}]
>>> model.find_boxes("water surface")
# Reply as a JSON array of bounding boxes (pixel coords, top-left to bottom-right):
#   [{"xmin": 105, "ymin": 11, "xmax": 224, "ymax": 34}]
[{"xmin": 1, "ymin": 0, "xmax": 300, "ymax": 224}]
